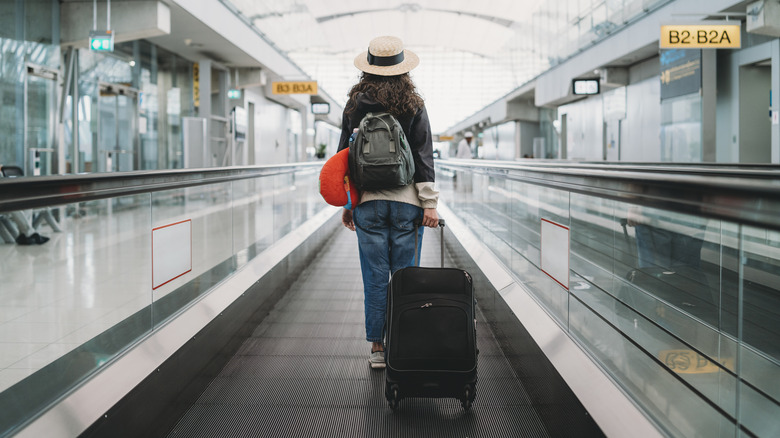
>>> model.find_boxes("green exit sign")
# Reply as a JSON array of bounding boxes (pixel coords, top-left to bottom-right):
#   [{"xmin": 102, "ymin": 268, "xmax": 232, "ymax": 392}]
[
  {"xmin": 89, "ymin": 30, "xmax": 114, "ymax": 52},
  {"xmin": 228, "ymin": 89, "xmax": 241, "ymax": 99}
]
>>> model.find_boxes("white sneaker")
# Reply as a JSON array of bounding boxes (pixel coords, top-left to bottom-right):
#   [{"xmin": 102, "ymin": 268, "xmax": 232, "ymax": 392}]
[{"xmin": 369, "ymin": 350, "xmax": 385, "ymax": 369}]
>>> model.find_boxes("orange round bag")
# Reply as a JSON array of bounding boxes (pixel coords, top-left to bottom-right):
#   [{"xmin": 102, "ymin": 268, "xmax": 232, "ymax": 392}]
[{"xmin": 319, "ymin": 148, "xmax": 359, "ymax": 209}]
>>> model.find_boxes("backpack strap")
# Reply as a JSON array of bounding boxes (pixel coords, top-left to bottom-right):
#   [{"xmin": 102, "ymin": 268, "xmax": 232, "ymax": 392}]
[
  {"xmin": 367, "ymin": 113, "xmax": 396, "ymax": 153},
  {"xmin": 360, "ymin": 114, "xmax": 371, "ymax": 154},
  {"xmin": 381, "ymin": 115, "xmax": 396, "ymax": 153},
  {"xmin": 376, "ymin": 113, "xmax": 394, "ymax": 137}
]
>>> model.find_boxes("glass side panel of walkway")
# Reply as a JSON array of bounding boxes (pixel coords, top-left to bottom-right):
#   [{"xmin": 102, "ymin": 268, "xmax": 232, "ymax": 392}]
[
  {"xmin": 0, "ymin": 165, "xmax": 328, "ymax": 436},
  {"xmin": 437, "ymin": 160, "xmax": 780, "ymax": 438},
  {"xmin": 4, "ymin": 160, "xmax": 779, "ymax": 437}
]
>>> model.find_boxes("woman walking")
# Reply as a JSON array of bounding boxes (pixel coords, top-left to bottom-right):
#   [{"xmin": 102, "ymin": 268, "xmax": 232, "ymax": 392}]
[{"xmin": 338, "ymin": 36, "xmax": 439, "ymax": 369}]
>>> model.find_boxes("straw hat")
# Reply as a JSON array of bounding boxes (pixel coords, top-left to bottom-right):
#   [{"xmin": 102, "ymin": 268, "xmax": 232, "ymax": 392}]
[{"xmin": 354, "ymin": 36, "xmax": 419, "ymax": 76}]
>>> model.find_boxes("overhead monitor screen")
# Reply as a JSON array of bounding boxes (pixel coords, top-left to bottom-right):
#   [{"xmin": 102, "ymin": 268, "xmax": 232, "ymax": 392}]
[
  {"xmin": 572, "ymin": 79, "xmax": 600, "ymax": 95},
  {"xmin": 311, "ymin": 102, "xmax": 330, "ymax": 114}
]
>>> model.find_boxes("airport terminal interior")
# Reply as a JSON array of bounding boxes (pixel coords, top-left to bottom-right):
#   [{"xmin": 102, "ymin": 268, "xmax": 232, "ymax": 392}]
[{"xmin": 1, "ymin": 0, "xmax": 780, "ymax": 437}]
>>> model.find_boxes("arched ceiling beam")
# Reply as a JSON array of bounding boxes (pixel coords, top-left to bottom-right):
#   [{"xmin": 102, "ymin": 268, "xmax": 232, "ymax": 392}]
[{"xmin": 313, "ymin": 4, "xmax": 514, "ymax": 28}]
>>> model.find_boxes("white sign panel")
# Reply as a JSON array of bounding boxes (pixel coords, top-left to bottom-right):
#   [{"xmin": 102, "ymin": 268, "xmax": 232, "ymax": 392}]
[
  {"xmin": 572, "ymin": 79, "xmax": 599, "ymax": 95},
  {"xmin": 152, "ymin": 219, "xmax": 192, "ymax": 290},
  {"xmin": 540, "ymin": 219, "xmax": 570, "ymax": 290}
]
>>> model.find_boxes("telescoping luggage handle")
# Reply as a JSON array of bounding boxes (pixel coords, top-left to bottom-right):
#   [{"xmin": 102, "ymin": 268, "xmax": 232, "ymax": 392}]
[{"xmin": 413, "ymin": 218, "xmax": 446, "ymax": 268}]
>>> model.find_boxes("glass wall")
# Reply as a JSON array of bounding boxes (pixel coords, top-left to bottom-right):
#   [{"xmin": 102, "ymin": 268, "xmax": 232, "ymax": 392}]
[
  {"xmin": 0, "ymin": 1, "xmax": 197, "ymax": 176},
  {"xmin": 660, "ymin": 93, "xmax": 702, "ymax": 162},
  {"xmin": 0, "ymin": 0, "xmax": 60, "ymax": 174},
  {"xmin": 67, "ymin": 42, "xmax": 197, "ymax": 173},
  {"xmin": 0, "ymin": 164, "xmax": 325, "ymax": 436},
  {"xmin": 437, "ymin": 161, "xmax": 780, "ymax": 437},
  {"xmin": 528, "ymin": 0, "xmax": 671, "ymax": 70},
  {"xmin": 157, "ymin": 48, "xmax": 197, "ymax": 169}
]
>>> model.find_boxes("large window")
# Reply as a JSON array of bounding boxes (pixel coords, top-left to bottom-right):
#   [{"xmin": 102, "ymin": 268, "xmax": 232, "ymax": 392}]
[
  {"xmin": 0, "ymin": 0, "xmax": 59, "ymax": 172},
  {"xmin": 660, "ymin": 93, "xmax": 702, "ymax": 162}
]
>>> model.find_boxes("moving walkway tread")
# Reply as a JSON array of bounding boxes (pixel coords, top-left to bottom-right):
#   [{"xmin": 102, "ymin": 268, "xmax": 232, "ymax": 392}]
[{"xmin": 167, "ymin": 227, "xmax": 595, "ymax": 437}]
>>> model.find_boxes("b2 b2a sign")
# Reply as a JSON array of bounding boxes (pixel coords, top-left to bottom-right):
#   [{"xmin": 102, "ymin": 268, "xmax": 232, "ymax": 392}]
[{"xmin": 660, "ymin": 24, "xmax": 741, "ymax": 49}]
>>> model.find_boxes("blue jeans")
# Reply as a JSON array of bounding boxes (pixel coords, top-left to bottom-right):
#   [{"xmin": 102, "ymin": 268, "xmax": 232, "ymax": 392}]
[{"xmin": 353, "ymin": 200, "xmax": 424, "ymax": 343}]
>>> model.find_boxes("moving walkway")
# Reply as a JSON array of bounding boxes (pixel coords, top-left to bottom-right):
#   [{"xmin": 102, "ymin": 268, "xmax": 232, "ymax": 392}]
[{"xmin": 1, "ymin": 160, "xmax": 778, "ymax": 437}]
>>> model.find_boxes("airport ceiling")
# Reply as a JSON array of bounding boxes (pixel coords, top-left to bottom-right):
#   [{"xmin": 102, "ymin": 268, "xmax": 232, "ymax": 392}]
[
  {"xmin": 64, "ymin": 1, "xmax": 746, "ymax": 132},
  {"xmin": 228, "ymin": 0, "xmax": 545, "ymax": 56},
  {"xmin": 225, "ymin": 0, "xmax": 554, "ymax": 132},
  {"xmin": 144, "ymin": 0, "xmax": 672, "ymax": 132}
]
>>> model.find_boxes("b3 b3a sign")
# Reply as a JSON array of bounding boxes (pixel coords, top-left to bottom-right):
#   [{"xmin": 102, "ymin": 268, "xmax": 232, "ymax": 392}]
[{"xmin": 272, "ymin": 81, "xmax": 318, "ymax": 95}]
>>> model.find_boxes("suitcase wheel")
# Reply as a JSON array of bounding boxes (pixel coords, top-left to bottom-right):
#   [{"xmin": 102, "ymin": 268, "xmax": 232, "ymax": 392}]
[
  {"xmin": 386, "ymin": 384, "xmax": 400, "ymax": 411},
  {"xmin": 460, "ymin": 384, "xmax": 475, "ymax": 411}
]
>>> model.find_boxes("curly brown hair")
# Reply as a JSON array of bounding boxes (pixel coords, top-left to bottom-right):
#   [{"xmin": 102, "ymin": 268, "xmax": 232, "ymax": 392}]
[{"xmin": 345, "ymin": 73, "xmax": 424, "ymax": 119}]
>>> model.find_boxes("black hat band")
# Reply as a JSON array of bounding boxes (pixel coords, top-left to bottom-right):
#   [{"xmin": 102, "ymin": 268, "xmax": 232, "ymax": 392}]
[{"xmin": 367, "ymin": 50, "xmax": 405, "ymax": 67}]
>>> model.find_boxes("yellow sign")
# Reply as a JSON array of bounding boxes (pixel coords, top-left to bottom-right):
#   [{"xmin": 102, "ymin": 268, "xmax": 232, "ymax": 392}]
[
  {"xmin": 658, "ymin": 349, "xmax": 735, "ymax": 374},
  {"xmin": 438, "ymin": 135, "xmax": 454, "ymax": 141},
  {"xmin": 660, "ymin": 24, "xmax": 741, "ymax": 49},
  {"xmin": 272, "ymin": 81, "xmax": 318, "ymax": 95},
  {"xmin": 193, "ymin": 63, "xmax": 200, "ymax": 107}
]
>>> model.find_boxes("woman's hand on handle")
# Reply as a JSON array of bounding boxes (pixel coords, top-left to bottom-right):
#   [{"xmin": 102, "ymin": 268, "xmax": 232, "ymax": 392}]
[{"xmin": 421, "ymin": 208, "xmax": 439, "ymax": 228}]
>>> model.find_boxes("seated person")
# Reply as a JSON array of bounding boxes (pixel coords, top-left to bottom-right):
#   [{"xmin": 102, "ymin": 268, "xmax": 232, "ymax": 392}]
[
  {"xmin": 0, "ymin": 212, "xmax": 49, "ymax": 245},
  {"xmin": 0, "ymin": 165, "xmax": 49, "ymax": 245}
]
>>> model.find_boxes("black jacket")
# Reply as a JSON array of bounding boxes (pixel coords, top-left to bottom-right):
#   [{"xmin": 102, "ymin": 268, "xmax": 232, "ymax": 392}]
[{"xmin": 337, "ymin": 93, "xmax": 435, "ymax": 183}]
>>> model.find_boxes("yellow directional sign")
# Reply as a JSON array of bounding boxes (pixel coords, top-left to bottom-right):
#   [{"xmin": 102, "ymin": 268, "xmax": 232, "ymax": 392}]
[
  {"xmin": 660, "ymin": 24, "xmax": 741, "ymax": 49},
  {"xmin": 658, "ymin": 349, "xmax": 735, "ymax": 374},
  {"xmin": 272, "ymin": 81, "xmax": 318, "ymax": 95},
  {"xmin": 193, "ymin": 63, "xmax": 200, "ymax": 107}
]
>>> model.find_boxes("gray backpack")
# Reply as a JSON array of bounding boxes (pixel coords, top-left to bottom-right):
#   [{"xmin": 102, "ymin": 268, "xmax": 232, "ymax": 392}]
[{"xmin": 348, "ymin": 112, "xmax": 415, "ymax": 191}]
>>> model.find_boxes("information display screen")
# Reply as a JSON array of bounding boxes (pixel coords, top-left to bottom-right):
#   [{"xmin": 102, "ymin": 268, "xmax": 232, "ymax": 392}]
[
  {"xmin": 311, "ymin": 102, "xmax": 330, "ymax": 114},
  {"xmin": 572, "ymin": 79, "xmax": 600, "ymax": 95}
]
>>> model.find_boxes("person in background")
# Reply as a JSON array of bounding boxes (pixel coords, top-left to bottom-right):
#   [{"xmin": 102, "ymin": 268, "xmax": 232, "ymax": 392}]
[
  {"xmin": 0, "ymin": 212, "xmax": 49, "ymax": 245},
  {"xmin": 0, "ymin": 165, "xmax": 49, "ymax": 245},
  {"xmin": 338, "ymin": 36, "xmax": 439, "ymax": 369},
  {"xmin": 456, "ymin": 131, "xmax": 474, "ymax": 159}
]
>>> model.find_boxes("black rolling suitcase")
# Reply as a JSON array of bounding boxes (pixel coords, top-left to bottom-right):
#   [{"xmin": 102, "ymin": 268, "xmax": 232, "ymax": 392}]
[{"xmin": 384, "ymin": 219, "xmax": 478, "ymax": 410}]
